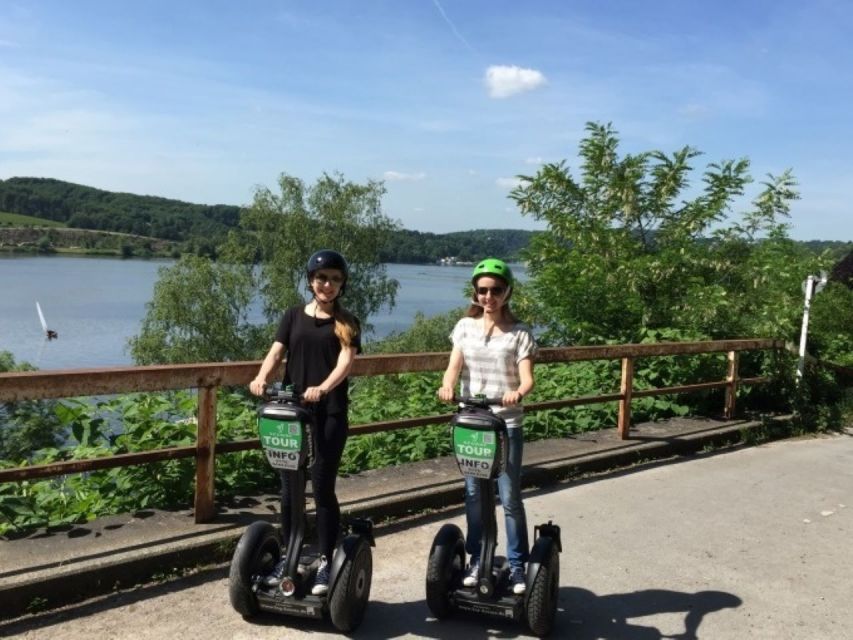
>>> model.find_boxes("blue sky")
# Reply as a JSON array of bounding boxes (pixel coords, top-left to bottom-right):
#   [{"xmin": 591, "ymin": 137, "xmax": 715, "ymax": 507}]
[{"xmin": 1, "ymin": 1, "xmax": 851, "ymax": 240}]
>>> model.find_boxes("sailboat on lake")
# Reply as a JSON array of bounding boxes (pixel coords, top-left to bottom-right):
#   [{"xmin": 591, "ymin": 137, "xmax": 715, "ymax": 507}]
[{"xmin": 36, "ymin": 301, "xmax": 58, "ymax": 340}]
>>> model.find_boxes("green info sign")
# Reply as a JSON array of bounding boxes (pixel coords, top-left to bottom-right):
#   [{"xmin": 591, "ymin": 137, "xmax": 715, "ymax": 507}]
[
  {"xmin": 258, "ymin": 417, "xmax": 303, "ymax": 471},
  {"xmin": 453, "ymin": 426, "xmax": 497, "ymax": 479}
]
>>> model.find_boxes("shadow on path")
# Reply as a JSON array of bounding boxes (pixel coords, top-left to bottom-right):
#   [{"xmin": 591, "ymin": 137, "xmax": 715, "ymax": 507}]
[
  {"xmin": 562, "ymin": 586, "xmax": 742, "ymax": 640},
  {"xmin": 1, "ymin": 575, "xmax": 741, "ymax": 640}
]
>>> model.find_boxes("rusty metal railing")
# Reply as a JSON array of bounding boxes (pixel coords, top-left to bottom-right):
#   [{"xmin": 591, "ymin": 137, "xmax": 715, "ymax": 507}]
[{"xmin": 0, "ymin": 339, "xmax": 783, "ymax": 522}]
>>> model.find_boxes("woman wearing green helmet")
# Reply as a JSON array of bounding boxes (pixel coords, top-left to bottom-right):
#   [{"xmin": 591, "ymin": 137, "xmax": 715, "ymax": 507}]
[{"xmin": 437, "ymin": 257, "xmax": 536, "ymax": 595}]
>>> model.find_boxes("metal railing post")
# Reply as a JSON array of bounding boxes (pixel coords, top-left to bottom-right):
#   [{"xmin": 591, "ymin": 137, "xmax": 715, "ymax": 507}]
[
  {"xmin": 724, "ymin": 350, "xmax": 739, "ymax": 419},
  {"xmin": 618, "ymin": 357, "xmax": 634, "ymax": 439},
  {"xmin": 194, "ymin": 385, "xmax": 217, "ymax": 523}
]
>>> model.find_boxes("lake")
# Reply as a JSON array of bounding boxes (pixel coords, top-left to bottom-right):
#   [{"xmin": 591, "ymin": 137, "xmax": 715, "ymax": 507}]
[{"xmin": 0, "ymin": 255, "xmax": 525, "ymax": 370}]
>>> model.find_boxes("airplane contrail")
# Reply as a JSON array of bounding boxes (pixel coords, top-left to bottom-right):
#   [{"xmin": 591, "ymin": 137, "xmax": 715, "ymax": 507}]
[{"xmin": 432, "ymin": 0, "xmax": 478, "ymax": 54}]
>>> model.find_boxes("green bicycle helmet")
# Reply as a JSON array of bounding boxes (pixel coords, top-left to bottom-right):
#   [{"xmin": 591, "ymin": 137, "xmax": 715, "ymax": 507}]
[{"xmin": 471, "ymin": 258, "xmax": 514, "ymax": 288}]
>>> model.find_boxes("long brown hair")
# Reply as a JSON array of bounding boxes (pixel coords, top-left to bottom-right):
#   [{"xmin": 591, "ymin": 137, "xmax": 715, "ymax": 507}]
[{"xmin": 332, "ymin": 300, "xmax": 359, "ymax": 348}]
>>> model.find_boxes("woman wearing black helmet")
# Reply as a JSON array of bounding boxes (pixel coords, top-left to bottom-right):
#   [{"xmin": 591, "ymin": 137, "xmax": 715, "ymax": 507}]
[
  {"xmin": 437, "ymin": 257, "xmax": 536, "ymax": 595},
  {"xmin": 250, "ymin": 249, "xmax": 361, "ymax": 595}
]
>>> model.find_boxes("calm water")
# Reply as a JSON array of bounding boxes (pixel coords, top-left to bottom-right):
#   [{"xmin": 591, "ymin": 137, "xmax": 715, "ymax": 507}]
[{"xmin": 0, "ymin": 255, "xmax": 524, "ymax": 370}]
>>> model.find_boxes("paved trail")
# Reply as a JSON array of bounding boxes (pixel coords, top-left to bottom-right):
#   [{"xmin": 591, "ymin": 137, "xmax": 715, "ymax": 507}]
[{"xmin": 4, "ymin": 433, "xmax": 851, "ymax": 639}]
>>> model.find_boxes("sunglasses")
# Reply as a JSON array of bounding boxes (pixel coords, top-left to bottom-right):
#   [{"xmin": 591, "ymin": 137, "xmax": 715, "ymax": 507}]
[
  {"xmin": 476, "ymin": 286, "xmax": 506, "ymax": 297},
  {"xmin": 313, "ymin": 274, "xmax": 345, "ymax": 285}
]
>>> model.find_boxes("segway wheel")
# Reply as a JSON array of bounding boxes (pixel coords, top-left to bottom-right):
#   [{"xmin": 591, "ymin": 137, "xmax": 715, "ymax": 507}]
[
  {"xmin": 329, "ymin": 536, "xmax": 373, "ymax": 632},
  {"xmin": 228, "ymin": 521, "xmax": 282, "ymax": 618},
  {"xmin": 526, "ymin": 544, "xmax": 559, "ymax": 637},
  {"xmin": 425, "ymin": 523, "xmax": 465, "ymax": 619}
]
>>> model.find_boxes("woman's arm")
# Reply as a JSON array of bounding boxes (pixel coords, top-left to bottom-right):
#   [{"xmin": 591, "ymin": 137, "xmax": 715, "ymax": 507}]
[
  {"xmin": 303, "ymin": 345, "xmax": 358, "ymax": 403},
  {"xmin": 249, "ymin": 341, "xmax": 285, "ymax": 396},
  {"xmin": 502, "ymin": 356, "xmax": 534, "ymax": 406},
  {"xmin": 437, "ymin": 346, "xmax": 464, "ymax": 402}
]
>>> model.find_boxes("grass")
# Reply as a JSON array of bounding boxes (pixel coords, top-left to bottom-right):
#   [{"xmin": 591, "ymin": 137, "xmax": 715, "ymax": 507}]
[{"xmin": 0, "ymin": 212, "xmax": 65, "ymax": 227}]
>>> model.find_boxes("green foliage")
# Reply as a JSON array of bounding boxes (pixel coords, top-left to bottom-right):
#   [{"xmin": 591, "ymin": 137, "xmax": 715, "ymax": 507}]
[
  {"xmin": 0, "ymin": 352, "xmax": 66, "ymax": 461},
  {"xmin": 128, "ymin": 255, "xmax": 267, "ymax": 364},
  {"xmin": 0, "ymin": 177, "xmax": 241, "ymax": 243},
  {"xmin": 129, "ymin": 172, "xmax": 401, "ymax": 364},
  {"xmin": 345, "ymin": 370, "xmax": 450, "ymax": 472},
  {"xmin": 0, "ymin": 389, "xmax": 277, "ymax": 536},
  {"xmin": 0, "ymin": 211, "xmax": 65, "ymax": 226},
  {"xmin": 225, "ymin": 172, "xmax": 400, "ymax": 331},
  {"xmin": 0, "ymin": 227, "xmax": 176, "ymax": 257},
  {"xmin": 808, "ymin": 282, "xmax": 853, "ymax": 366},
  {"xmin": 378, "ymin": 228, "xmax": 536, "ymax": 264},
  {"xmin": 510, "ymin": 122, "xmax": 833, "ymax": 346}
]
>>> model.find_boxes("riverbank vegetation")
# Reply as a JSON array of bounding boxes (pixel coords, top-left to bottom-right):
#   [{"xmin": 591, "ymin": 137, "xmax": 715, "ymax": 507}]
[{"xmin": 1, "ymin": 122, "xmax": 851, "ymax": 536}]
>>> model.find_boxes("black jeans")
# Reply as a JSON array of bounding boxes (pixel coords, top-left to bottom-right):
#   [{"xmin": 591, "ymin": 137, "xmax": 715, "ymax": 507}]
[{"xmin": 279, "ymin": 408, "xmax": 348, "ymax": 559}]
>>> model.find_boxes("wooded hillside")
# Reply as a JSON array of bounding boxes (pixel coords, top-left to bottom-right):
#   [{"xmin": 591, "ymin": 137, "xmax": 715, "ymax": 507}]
[
  {"xmin": 0, "ymin": 177, "xmax": 537, "ymax": 262},
  {"xmin": 0, "ymin": 177, "xmax": 240, "ymax": 243}
]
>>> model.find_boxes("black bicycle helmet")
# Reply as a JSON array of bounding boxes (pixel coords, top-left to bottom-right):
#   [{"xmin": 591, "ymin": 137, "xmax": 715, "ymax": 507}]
[{"xmin": 306, "ymin": 249, "xmax": 348, "ymax": 279}]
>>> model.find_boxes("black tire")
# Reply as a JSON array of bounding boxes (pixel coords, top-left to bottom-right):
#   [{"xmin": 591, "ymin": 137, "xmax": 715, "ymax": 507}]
[
  {"xmin": 425, "ymin": 523, "xmax": 465, "ymax": 619},
  {"xmin": 329, "ymin": 536, "xmax": 373, "ymax": 632},
  {"xmin": 228, "ymin": 521, "xmax": 282, "ymax": 618},
  {"xmin": 526, "ymin": 544, "xmax": 559, "ymax": 637}
]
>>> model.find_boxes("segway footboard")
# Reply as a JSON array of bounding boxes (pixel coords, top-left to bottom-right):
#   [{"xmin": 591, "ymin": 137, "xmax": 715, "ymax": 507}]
[
  {"xmin": 453, "ymin": 589, "xmax": 524, "ymax": 621},
  {"xmin": 255, "ymin": 590, "xmax": 326, "ymax": 619}
]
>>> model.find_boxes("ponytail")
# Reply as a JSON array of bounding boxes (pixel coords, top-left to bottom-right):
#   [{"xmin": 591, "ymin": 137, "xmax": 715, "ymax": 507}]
[{"xmin": 332, "ymin": 300, "xmax": 359, "ymax": 348}]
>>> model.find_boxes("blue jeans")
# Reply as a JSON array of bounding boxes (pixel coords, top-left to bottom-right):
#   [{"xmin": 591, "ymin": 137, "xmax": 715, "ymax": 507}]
[{"xmin": 464, "ymin": 418, "xmax": 529, "ymax": 569}]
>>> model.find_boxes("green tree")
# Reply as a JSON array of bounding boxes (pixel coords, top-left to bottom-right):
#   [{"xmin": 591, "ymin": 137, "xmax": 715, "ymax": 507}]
[
  {"xmin": 223, "ymin": 172, "xmax": 399, "ymax": 332},
  {"xmin": 808, "ymin": 282, "xmax": 853, "ymax": 366},
  {"xmin": 129, "ymin": 173, "xmax": 399, "ymax": 364},
  {"xmin": 128, "ymin": 256, "xmax": 265, "ymax": 364},
  {"xmin": 510, "ymin": 122, "xmax": 830, "ymax": 345}
]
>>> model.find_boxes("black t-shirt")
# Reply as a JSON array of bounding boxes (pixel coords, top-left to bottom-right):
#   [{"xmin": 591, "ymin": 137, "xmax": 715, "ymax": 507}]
[{"xmin": 274, "ymin": 305, "xmax": 361, "ymax": 415}]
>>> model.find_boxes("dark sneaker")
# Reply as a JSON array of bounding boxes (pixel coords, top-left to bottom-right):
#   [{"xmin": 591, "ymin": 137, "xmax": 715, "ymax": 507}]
[
  {"xmin": 263, "ymin": 554, "xmax": 288, "ymax": 587},
  {"xmin": 509, "ymin": 566, "xmax": 526, "ymax": 594},
  {"xmin": 311, "ymin": 555, "xmax": 330, "ymax": 595},
  {"xmin": 462, "ymin": 558, "xmax": 480, "ymax": 588}
]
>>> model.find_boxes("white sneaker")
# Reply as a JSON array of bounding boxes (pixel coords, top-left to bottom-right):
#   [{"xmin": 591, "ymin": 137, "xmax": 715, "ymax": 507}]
[
  {"xmin": 509, "ymin": 566, "xmax": 526, "ymax": 594},
  {"xmin": 462, "ymin": 559, "xmax": 480, "ymax": 587}
]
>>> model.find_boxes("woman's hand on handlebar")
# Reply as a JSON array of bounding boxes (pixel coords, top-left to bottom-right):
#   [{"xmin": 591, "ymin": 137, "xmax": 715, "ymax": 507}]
[
  {"xmin": 437, "ymin": 386, "xmax": 455, "ymax": 403},
  {"xmin": 249, "ymin": 378, "xmax": 267, "ymax": 397},
  {"xmin": 302, "ymin": 386, "xmax": 327, "ymax": 403},
  {"xmin": 501, "ymin": 389, "xmax": 524, "ymax": 407}
]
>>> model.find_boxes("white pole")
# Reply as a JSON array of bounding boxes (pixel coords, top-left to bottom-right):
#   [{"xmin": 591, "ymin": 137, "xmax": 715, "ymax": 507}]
[{"xmin": 796, "ymin": 275, "xmax": 816, "ymax": 382}]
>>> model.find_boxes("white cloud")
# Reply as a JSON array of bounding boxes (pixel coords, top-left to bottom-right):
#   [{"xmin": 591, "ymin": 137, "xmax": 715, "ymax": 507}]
[
  {"xmin": 384, "ymin": 170, "xmax": 426, "ymax": 182},
  {"xmin": 525, "ymin": 156, "xmax": 544, "ymax": 165},
  {"xmin": 485, "ymin": 65, "xmax": 547, "ymax": 99},
  {"xmin": 496, "ymin": 177, "xmax": 524, "ymax": 189}
]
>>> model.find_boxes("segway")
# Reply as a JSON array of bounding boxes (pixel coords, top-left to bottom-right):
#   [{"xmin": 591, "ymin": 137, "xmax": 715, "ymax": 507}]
[
  {"xmin": 425, "ymin": 396, "xmax": 562, "ymax": 637},
  {"xmin": 229, "ymin": 385, "xmax": 374, "ymax": 632}
]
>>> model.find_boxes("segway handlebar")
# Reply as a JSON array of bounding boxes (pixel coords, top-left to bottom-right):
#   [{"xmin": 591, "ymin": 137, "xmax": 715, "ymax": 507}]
[
  {"xmin": 263, "ymin": 384, "xmax": 302, "ymax": 402},
  {"xmin": 453, "ymin": 395, "xmax": 505, "ymax": 408}
]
